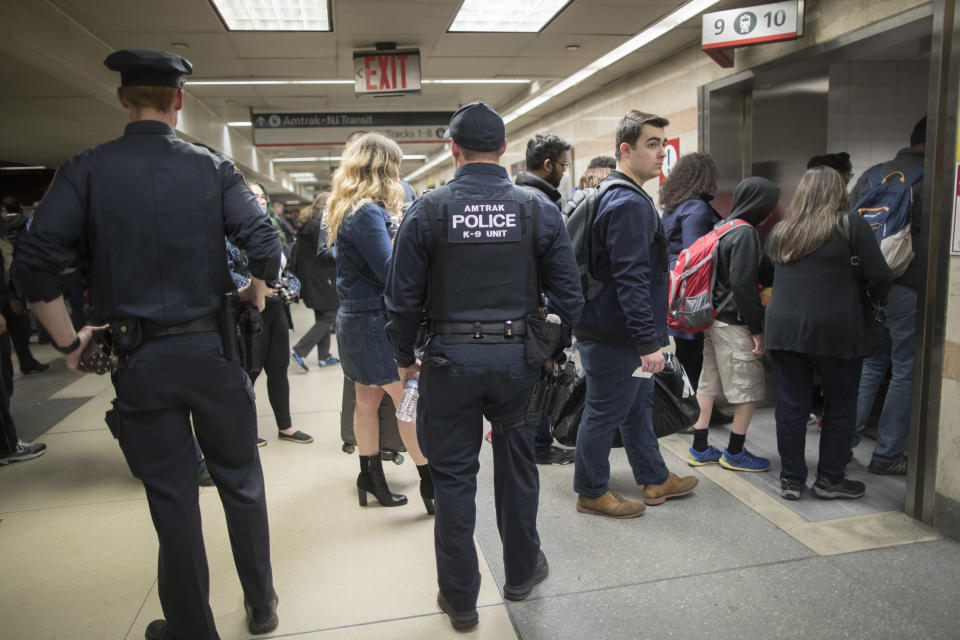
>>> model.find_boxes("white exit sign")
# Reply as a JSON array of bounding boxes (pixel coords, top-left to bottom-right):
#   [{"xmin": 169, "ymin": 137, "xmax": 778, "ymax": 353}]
[
  {"xmin": 353, "ymin": 49, "xmax": 421, "ymax": 96},
  {"xmin": 702, "ymin": 1, "xmax": 803, "ymax": 66}
]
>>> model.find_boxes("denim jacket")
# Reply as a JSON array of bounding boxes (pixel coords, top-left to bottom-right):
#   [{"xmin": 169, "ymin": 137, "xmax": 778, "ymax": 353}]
[{"xmin": 333, "ymin": 202, "xmax": 395, "ymax": 310}]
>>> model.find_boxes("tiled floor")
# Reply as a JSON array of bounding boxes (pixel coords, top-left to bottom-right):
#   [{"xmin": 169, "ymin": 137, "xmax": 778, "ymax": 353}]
[{"xmin": 1, "ymin": 305, "xmax": 958, "ymax": 640}]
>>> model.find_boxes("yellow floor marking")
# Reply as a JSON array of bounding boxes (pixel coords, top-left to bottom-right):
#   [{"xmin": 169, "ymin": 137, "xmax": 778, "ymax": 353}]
[{"xmin": 659, "ymin": 434, "xmax": 939, "ymax": 555}]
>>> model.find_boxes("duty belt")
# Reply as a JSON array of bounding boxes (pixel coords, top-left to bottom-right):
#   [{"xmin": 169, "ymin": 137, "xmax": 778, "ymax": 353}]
[
  {"xmin": 142, "ymin": 313, "xmax": 219, "ymax": 340},
  {"xmin": 431, "ymin": 319, "xmax": 525, "ymax": 344}
]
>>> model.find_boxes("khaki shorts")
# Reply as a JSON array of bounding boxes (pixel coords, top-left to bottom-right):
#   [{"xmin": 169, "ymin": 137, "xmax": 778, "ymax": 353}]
[{"xmin": 697, "ymin": 321, "xmax": 765, "ymax": 404}]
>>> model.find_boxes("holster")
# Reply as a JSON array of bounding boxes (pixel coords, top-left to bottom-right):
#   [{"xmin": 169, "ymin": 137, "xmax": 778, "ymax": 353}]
[
  {"xmin": 237, "ymin": 305, "xmax": 264, "ymax": 376},
  {"xmin": 522, "ymin": 365, "xmax": 563, "ymax": 427},
  {"xmin": 219, "ymin": 292, "xmax": 239, "ymax": 361},
  {"xmin": 108, "ymin": 318, "xmax": 142, "ymax": 351},
  {"xmin": 524, "ymin": 313, "xmax": 562, "ymax": 367}
]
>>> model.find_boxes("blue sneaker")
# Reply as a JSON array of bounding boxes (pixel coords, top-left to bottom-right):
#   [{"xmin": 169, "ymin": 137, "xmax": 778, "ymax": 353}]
[
  {"xmin": 687, "ymin": 445, "xmax": 722, "ymax": 467},
  {"xmin": 720, "ymin": 447, "xmax": 770, "ymax": 472},
  {"xmin": 320, "ymin": 357, "xmax": 340, "ymax": 367},
  {"xmin": 290, "ymin": 351, "xmax": 308, "ymax": 372}
]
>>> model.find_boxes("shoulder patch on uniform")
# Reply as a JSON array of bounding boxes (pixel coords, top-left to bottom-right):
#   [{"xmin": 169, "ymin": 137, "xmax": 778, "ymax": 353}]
[{"xmin": 447, "ymin": 200, "xmax": 520, "ymax": 243}]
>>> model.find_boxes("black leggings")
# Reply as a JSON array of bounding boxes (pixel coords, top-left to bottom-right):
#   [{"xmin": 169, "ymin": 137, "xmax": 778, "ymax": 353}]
[{"xmin": 247, "ymin": 297, "xmax": 291, "ymax": 429}]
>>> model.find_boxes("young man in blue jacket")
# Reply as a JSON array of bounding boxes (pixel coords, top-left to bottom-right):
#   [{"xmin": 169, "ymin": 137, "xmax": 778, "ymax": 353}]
[{"xmin": 573, "ymin": 111, "xmax": 698, "ymax": 518}]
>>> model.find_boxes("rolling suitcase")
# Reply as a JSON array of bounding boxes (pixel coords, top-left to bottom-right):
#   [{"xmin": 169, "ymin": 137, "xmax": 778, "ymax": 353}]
[{"xmin": 340, "ymin": 374, "xmax": 406, "ymax": 465}]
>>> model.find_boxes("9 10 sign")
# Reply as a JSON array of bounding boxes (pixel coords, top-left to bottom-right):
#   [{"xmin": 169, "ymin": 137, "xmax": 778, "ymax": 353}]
[{"xmin": 702, "ymin": 1, "xmax": 802, "ymax": 51}]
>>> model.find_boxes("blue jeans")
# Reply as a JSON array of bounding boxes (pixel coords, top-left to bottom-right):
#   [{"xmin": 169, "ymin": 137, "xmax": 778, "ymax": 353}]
[
  {"xmin": 855, "ymin": 285, "xmax": 917, "ymax": 462},
  {"xmin": 573, "ymin": 339, "xmax": 669, "ymax": 498}
]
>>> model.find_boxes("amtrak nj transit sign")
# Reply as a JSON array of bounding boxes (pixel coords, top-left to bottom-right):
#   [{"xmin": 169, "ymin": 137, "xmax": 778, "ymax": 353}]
[{"xmin": 701, "ymin": 1, "xmax": 804, "ymax": 67}]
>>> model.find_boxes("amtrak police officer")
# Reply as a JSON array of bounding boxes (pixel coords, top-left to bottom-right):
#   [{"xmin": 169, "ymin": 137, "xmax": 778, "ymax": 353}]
[
  {"xmin": 385, "ymin": 103, "xmax": 583, "ymax": 630},
  {"xmin": 13, "ymin": 50, "xmax": 282, "ymax": 640}
]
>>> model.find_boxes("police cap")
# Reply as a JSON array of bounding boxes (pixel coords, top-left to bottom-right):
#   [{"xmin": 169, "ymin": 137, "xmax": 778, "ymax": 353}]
[
  {"xmin": 443, "ymin": 102, "xmax": 505, "ymax": 152},
  {"xmin": 103, "ymin": 49, "xmax": 193, "ymax": 88}
]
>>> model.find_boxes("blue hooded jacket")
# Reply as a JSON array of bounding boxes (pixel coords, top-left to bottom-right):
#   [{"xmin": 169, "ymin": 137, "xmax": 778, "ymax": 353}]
[{"xmin": 575, "ymin": 171, "xmax": 668, "ymax": 356}]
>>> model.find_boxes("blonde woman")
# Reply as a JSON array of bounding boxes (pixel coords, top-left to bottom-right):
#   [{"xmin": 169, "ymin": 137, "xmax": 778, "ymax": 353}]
[
  {"xmin": 327, "ymin": 133, "xmax": 432, "ymax": 514},
  {"xmin": 765, "ymin": 167, "xmax": 892, "ymax": 501}
]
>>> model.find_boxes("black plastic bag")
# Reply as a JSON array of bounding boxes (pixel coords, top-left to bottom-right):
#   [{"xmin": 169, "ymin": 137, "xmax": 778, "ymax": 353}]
[
  {"xmin": 652, "ymin": 353, "xmax": 700, "ymax": 438},
  {"xmin": 550, "ymin": 364, "xmax": 585, "ymax": 447}
]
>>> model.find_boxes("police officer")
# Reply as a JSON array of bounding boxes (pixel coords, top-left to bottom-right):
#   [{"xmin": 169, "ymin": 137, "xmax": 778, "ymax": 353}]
[
  {"xmin": 12, "ymin": 49, "xmax": 281, "ymax": 640},
  {"xmin": 385, "ymin": 103, "xmax": 583, "ymax": 630}
]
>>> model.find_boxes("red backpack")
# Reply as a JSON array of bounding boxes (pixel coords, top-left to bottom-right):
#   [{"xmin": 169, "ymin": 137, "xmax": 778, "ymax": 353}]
[{"xmin": 667, "ymin": 219, "xmax": 754, "ymax": 333}]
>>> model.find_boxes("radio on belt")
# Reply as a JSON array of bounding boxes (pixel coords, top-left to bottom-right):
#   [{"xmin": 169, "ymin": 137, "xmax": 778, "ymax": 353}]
[{"xmin": 448, "ymin": 200, "xmax": 521, "ymax": 243}]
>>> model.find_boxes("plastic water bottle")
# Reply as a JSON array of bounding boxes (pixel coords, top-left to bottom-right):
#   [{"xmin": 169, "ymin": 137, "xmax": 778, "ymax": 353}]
[{"xmin": 395, "ymin": 379, "xmax": 419, "ymax": 422}]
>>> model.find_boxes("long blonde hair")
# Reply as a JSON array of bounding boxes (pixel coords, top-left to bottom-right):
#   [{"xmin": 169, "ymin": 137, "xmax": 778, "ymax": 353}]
[
  {"xmin": 325, "ymin": 133, "xmax": 404, "ymax": 246},
  {"xmin": 767, "ymin": 166, "xmax": 850, "ymax": 263}
]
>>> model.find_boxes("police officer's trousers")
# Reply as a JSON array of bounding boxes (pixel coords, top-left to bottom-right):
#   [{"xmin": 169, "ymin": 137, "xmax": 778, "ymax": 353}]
[
  {"xmin": 417, "ymin": 342, "xmax": 541, "ymax": 613},
  {"xmin": 111, "ymin": 331, "xmax": 274, "ymax": 640}
]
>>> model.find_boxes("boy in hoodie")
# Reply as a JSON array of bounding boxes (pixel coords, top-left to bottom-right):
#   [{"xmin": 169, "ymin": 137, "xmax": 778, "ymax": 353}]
[{"xmin": 687, "ymin": 177, "xmax": 780, "ymax": 472}]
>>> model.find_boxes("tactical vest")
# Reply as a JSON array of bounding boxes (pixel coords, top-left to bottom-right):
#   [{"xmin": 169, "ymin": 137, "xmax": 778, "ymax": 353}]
[{"xmin": 422, "ymin": 183, "xmax": 540, "ymax": 325}]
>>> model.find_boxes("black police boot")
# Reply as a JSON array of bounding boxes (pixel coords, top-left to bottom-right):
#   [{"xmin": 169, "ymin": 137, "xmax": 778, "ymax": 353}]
[
  {"xmin": 417, "ymin": 463, "xmax": 435, "ymax": 516},
  {"xmin": 503, "ymin": 549, "xmax": 549, "ymax": 601},
  {"xmin": 245, "ymin": 593, "xmax": 279, "ymax": 634},
  {"xmin": 437, "ymin": 592, "xmax": 479, "ymax": 631},
  {"xmin": 357, "ymin": 455, "xmax": 407, "ymax": 507},
  {"xmin": 144, "ymin": 619, "xmax": 176, "ymax": 640}
]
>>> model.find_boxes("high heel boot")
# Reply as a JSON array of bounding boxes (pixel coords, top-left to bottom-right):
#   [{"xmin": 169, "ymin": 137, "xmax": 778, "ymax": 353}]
[
  {"xmin": 357, "ymin": 455, "xmax": 407, "ymax": 507},
  {"xmin": 417, "ymin": 464, "xmax": 435, "ymax": 516}
]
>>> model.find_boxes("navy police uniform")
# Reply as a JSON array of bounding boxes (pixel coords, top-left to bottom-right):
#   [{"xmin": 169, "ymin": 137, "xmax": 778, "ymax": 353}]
[
  {"xmin": 12, "ymin": 50, "xmax": 281, "ymax": 640},
  {"xmin": 385, "ymin": 103, "xmax": 583, "ymax": 620}
]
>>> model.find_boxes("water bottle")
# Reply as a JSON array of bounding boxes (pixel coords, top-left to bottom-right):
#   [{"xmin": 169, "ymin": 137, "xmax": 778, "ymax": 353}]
[{"xmin": 395, "ymin": 378, "xmax": 419, "ymax": 422}]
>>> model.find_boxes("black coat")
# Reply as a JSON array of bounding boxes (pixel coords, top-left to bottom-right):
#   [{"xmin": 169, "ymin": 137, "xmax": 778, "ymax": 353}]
[
  {"xmin": 293, "ymin": 217, "xmax": 339, "ymax": 312},
  {"xmin": 713, "ymin": 177, "xmax": 780, "ymax": 334},
  {"xmin": 765, "ymin": 214, "xmax": 893, "ymax": 359}
]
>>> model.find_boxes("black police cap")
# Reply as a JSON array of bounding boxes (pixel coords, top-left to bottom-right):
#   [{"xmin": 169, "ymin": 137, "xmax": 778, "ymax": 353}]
[
  {"xmin": 104, "ymin": 49, "xmax": 193, "ymax": 88},
  {"xmin": 443, "ymin": 102, "xmax": 505, "ymax": 152}
]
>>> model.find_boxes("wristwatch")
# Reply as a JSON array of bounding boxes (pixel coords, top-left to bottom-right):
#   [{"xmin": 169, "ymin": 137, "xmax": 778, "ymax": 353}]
[{"xmin": 54, "ymin": 335, "xmax": 82, "ymax": 355}]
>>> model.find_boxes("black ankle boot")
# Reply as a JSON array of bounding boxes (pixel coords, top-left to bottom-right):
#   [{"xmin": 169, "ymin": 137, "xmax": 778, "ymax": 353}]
[
  {"xmin": 417, "ymin": 464, "xmax": 435, "ymax": 516},
  {"xmin": 357, "ymin": 455, "xmax": 407, "ymax": 507}
]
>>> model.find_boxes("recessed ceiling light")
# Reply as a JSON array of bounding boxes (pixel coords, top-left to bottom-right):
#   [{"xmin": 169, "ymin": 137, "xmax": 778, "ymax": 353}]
[
  {"xmin": 274, "ymin": 154, "xmax": 430, "ymax": 164},
  {"xmin": 449, "ymin": 0, "xmax": 570, "ymax": 33},
  {"xmin": 186, "ymin": 78, "xmax": 530, "ymax": 86},
  {"xmin": 209, "ymin": 0, "xmax": 331, "ymax": 32},
  {"xmin": 170, "ymin": 42, "xmax": 190, "ymax": 49},
  {"xmin": 565, "ymin": 44, "xmax": 580, "ymax": 51}
]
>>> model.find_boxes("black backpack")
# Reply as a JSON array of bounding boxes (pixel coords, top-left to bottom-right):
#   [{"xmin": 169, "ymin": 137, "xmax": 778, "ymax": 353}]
[{"xmin": 562, "ymin": 179, "xmax": 650, "ymax": 301}]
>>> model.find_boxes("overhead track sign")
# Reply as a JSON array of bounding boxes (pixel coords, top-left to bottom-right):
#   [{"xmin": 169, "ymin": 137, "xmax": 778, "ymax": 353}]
[
  {"xmin": 702, "ymin": 1, "xmax": 804, "ymax": 68},
  {"xmin": 353, "ymin": 49, "xmax": 421, "ymax": 96},
  {"xmin": 252, "ymin": 111, "xmax": 453, "ymax": 146}
]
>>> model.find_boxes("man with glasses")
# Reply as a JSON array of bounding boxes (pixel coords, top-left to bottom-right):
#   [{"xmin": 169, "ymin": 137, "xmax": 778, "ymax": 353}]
[
  {"xmin": 514, "ymin": 132, "xmax": 577, "ymax": 465},
  {"xmin": 516, "ymin": 132, "xmax": 571, "ymax": 211}
]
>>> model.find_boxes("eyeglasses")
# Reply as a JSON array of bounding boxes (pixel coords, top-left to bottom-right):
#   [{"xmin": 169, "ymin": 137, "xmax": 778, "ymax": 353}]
[{"xmin": 556, "ymin": 160, "xmax": 569, "ymax": 171}]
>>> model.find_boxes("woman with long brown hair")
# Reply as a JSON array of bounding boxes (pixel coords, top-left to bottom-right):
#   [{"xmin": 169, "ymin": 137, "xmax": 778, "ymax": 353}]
[
  {"xmin": 327, "ymin": 133, "xmax": 432, "ymax": 514},
  {"xmin": 765, "ymin": 167, "xmax": 892, "ymax": 501},
  {"xmin": 659, "ymin": 152, "xmax": 721, "ymax": 391}
]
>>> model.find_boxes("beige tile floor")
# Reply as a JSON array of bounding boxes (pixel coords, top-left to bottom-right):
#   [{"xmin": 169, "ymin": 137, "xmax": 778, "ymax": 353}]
[{"xmin": 0, "ymin": 305, "xmax": 518, "ymax": 640}]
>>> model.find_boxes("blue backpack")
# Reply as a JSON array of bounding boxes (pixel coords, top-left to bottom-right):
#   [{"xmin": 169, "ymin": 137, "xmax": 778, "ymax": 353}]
[{"xmin": 850, "ymin": 164, "xmax": 922, "ymax": 277}]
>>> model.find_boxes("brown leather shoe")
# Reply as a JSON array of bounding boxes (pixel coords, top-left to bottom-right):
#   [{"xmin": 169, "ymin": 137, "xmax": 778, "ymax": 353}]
[
  {"xmin": 643, "ymin": 473, "xmax": 698, "ymax": 505},
  {"xmin": 576, "ymin": 491, "xmax": 645, "ymax": 518}
]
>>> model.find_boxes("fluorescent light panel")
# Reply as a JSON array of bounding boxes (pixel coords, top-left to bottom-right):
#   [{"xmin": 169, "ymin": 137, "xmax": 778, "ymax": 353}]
[
  {"xmin": 274, "ymin": 155, "xmax": 429, "ymax": 163},
  {"xmin": 227, "ymin": 121, "xmax": 252, "ymax": 126},
  {"xmin": 449, "ymin": 0, "xmax": 569, "ymax": 32},
  {"xmin": 502, "ymin": 0, "xmax": 722, "ymax": 124},
  {"xmin": 187, "ymin": 78, "xmax": 529, "ymax": 86},
  {"xmin": 210, "ymin": 0, "xmax": 330, "ymax": 31}
]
